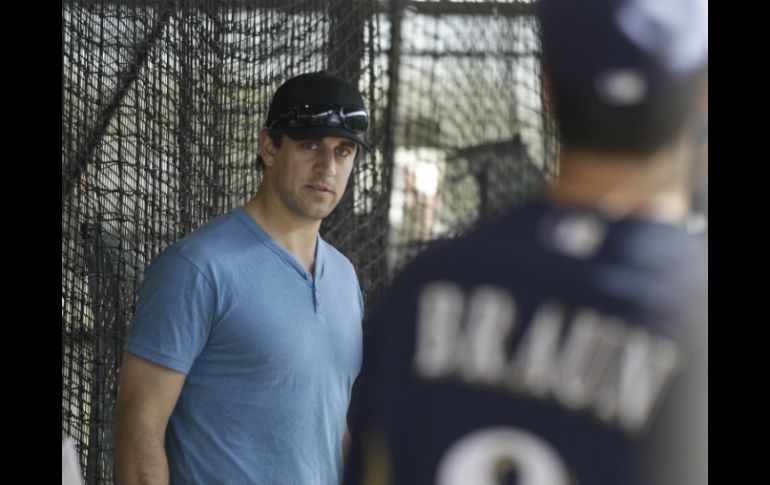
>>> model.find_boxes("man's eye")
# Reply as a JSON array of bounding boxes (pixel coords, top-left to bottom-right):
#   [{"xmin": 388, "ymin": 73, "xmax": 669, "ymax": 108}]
[
  {"xmin": 337, "ymin": 147, "xmax": 351, "ymax": 157},
  {"xmin": 301, "ymin": 142, "xmax": 318, "ymax": 150}
]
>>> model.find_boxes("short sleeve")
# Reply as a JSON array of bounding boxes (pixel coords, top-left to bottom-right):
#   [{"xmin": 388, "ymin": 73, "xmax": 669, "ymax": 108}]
[{"xmin": 124, "ymin": 253, "xmax": 216, "ymax": 373}]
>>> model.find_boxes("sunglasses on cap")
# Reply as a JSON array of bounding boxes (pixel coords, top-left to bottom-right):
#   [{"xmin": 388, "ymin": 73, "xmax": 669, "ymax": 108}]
[{"xmin": 268, "ymin": 102, "xmax": 369, "ymax": 133}]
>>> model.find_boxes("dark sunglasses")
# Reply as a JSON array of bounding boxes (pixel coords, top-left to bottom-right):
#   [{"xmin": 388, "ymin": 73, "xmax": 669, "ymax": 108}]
[{"xmin": 268, "ymin": 102, "xmax": 369, "ymax": 133}]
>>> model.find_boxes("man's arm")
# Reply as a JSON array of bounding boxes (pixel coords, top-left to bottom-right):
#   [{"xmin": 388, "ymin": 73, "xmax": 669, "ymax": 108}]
[{"xmin": 114, "ymin": 352, "xmax": 187, "ymax": 485}]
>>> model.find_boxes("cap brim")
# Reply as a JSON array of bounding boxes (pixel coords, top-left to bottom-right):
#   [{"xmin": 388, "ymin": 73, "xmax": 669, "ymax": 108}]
[{"xmin": 283, "ymin": 126, "xmax": 372, "ymax": 154}]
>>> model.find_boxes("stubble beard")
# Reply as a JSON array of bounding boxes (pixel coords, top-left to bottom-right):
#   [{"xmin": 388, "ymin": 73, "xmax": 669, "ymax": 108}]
[{"xmin": 279, "ymin": 181, "xmax": 341, "ymax": 221}]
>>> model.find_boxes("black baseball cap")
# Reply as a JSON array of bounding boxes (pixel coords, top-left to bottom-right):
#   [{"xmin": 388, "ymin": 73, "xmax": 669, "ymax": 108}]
[
  {"xmin": 265, "ymin": 72, "xmax": 372, "ymax": 153},
  {"xmin": 538, "ymin": 0, "xmax": 708, "ymax": 108}
]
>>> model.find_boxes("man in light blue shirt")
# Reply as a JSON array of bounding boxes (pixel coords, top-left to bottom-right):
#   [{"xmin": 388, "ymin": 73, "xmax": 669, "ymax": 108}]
[{"xmin": 114, "ymin": 72, "xmax": 370, "ymax": 484}]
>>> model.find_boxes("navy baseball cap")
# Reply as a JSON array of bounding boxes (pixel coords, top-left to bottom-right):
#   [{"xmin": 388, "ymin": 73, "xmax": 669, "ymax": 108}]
[
  {"xmin": 538, "ymin": 0, "xmax": 708, "ymax": 107},
  {"xmin": 265, "ymin": 72, "xmax": 372, "ymax": 153}
]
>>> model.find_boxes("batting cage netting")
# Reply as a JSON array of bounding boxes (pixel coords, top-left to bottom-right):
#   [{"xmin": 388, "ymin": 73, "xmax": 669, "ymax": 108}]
[
  {"xmin": 62, "ymin": 1, "xmax": 555, "ymax": 482},
  {"xmin": 383, "ymin": 1, "xmax": 558, "ymax": 272}
]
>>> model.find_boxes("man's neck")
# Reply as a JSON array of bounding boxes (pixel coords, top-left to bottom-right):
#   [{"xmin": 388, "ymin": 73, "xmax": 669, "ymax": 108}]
[
  {"xmin": 242, "ymin": 187, "xmax": 320, "ymax": 274},
  {"xmin": 544, "ymin": 142, "xmax": 693, "ymax": 224}
]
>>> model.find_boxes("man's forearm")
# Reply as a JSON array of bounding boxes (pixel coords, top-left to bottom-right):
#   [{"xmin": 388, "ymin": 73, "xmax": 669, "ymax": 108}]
[{"xmin": 114, "ymin": 425, "xmax": 170, "ymax": 485}]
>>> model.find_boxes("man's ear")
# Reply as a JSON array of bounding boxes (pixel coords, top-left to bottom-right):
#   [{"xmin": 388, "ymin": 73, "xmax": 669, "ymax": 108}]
[
  {"xmin": 259, "ymin": 129, "xmax": 277, "ymax": 167},
  {"xmin": 696, "ymin": 74, "xmax": 708, "ymax": 125}
]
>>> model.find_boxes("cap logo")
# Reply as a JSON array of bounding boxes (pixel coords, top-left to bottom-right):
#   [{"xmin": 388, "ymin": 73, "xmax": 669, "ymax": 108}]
[{"xmin": 595, "ymin": 68, "xmax": 648, "ymax": 106}]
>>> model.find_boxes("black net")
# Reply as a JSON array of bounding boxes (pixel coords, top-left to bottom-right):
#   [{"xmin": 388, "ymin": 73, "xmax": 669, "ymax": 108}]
[
  {"xmin": 62, "ymin": 1, "xmax": 556, "ymax": 482},
  {"xmin": 62, "ymin": 0, "xmax": 386, "ymax": 482},
  {"xmin": 383, "ymin": 0, "xmax": 558, "ymax": 272}
]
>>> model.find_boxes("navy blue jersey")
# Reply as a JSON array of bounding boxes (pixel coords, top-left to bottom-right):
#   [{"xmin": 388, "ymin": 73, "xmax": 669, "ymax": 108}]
[{"xmin": 346, "ymin": 200, "xmax": 707, "ymax": 485}]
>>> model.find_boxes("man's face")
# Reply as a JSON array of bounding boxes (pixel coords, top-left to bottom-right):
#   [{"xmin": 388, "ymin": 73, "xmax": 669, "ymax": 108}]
[{"xmin": 262, "ymin": 133, "xmax": 358, "ymax": 221}]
